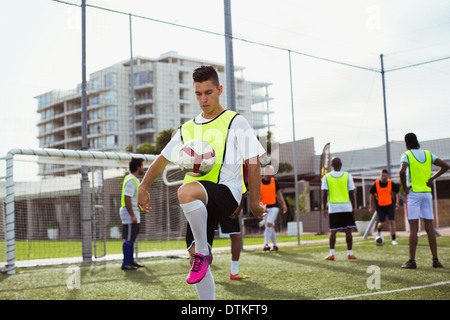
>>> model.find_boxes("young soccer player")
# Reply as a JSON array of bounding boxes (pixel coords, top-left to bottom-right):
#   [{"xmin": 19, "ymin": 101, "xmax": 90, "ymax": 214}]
[
  {"xmin": 120, "ymin": 157, "xmax": 145, "ymax": 270},
  {"xmin": 321, "ymin": 157, "xmax": 357, "ymax": 260},
  {"xmin": 261, "ymin": 165, "xmax": 287, "ymax": 251},
  {"xmin": 368, "ymin": 169, "xmax": 400, "ymax": 245},
  {"xmin": 399, "ymin": 132, "xmax": 448, "ymax": 269},
  {"xmin": 137, "ymin": 66, "xmax": 266, "ymax": 299}
]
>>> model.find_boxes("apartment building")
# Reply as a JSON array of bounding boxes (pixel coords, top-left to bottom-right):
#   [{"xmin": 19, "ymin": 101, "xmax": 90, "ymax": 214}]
[{"xmin": 35, "ymin": 51, "xmax": 274, "ymax": 174}]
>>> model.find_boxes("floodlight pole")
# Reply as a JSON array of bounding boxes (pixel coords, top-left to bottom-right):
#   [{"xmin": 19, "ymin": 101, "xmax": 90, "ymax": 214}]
[
  {"xmin": 380, "ymin": 54, "xmax": 392, "ymax": 176},
  {"xmin": 288, "ymin": 50, "xmax": 301, "ymax": 245},
  {"xmin": 224, "ymin": 0, "xmax": 236, "ymax": 111},
  {"xmin": 129, "ymin": 13, "xmax": 136, "ymax": 153},
  {"xmin": 80, "ymin": 0, "xmax": 92, "ymax": 264}
]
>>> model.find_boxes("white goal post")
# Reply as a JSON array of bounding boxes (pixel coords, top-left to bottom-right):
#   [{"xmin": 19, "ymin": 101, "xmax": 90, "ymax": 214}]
[{"xmin": 2, "ymin": 148, "xmax": 156, "ymax": 275}]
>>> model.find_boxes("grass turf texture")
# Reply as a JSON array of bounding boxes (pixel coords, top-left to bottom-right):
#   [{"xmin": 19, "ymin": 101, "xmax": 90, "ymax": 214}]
[
  {"xmin": 6, "ymin": 234, "xmax": 338, "ymax": 260},
  {"xmin": 0, "ymin": 236, "xmax": 449, "ymax": 300}
]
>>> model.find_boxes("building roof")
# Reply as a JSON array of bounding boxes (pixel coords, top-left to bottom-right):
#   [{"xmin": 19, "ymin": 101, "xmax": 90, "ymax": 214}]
[{"xmin": 277, "ymin": 136, "xmax": 450, "ymax": 184}]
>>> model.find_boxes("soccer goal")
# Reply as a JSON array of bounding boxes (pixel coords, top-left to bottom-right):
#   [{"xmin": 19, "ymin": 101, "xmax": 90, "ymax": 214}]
[{"xmin": 0, "ymin": 148, "xmax": 191, "ymax": 274}]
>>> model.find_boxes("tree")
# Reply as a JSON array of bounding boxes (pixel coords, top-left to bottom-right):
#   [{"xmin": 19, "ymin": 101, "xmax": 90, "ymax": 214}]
[{"xmin": 126, "ymin": 128, "xmax": 175, "ymax": 155}]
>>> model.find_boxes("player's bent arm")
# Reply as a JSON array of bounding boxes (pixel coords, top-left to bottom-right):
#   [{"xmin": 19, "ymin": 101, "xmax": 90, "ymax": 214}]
[
  {"xmin": 277, "ymin": 189, "xmax": 288, "ymax": 213},
  {"xmin": 245, "ymin": 156, "xmax": 266, "ymax": 218},
  {"xmin": 428, "ymin": 158, "xmax": 449, "ymax": 187},
  {"xmin": 138, "ymin": 155, "xmax": 170, "ymax": 212}
]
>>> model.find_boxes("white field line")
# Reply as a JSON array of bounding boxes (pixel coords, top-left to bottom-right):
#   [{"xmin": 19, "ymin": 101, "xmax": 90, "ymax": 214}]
[{"xmin": 323, "ymin": 280, "xmax": 450, "ymax": 300}]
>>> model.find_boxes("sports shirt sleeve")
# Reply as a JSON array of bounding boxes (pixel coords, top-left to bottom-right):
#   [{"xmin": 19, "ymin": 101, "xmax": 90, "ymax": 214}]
[
  {"xmin": 348, "ymin": 173, "xmax": 356, "ymax": 191},
  {"xmin": 232, "ymin": 115, "xmax": 265, "ymax": 160},
  {"xmin": 123, "ymin": 179, "xmax": 136, "ymax": 197},
  {"xmin": 160, "ymin": 129, "xmax": 183, "ymax": 163}
]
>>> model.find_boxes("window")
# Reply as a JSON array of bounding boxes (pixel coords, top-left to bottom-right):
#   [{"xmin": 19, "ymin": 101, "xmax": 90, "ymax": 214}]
[
  {"xmin": 38, "ymin": 92, "xmax": 52, "ymax": 109},
  {"xmin": 90, "ymin": 95, "xmax": 100, "ymax": 105},
  {"xmin": 105, "ymin": 135, "xmax": 118, "ymax": 148},
  {"xmin": 105, "ymin": 121, "xmax": 118, "ymax": 132},
  {"xmin": 105, "ymin": 90, "xmax": 117, "ymax": 104},
  {"xmin": 91, "ymin": 78, "xmax": 99, "ymax": 91},
  {"xmin": 136, "ymin": 90, "xmax": 152, "ymax": 101},
  {"xmin": 105, "ymin": 106, "xmax": 117, "ymax": 118},
  {"xmin": 90, "ymin": 124, "xmax": 101, "ymax": 134},
  {"xmin": 105, "ymin": 73, "xmax": 117, "ymax": 87},
  {"xmin": 45, "ymin": 136, "xmax": 53, "ymax": 145},
  {"xmin": 45, "ymin": 109, "xmax": 53, "ymax": 119},
  {"xmin": 89, "ymin": 109, "xmax": 100, "ymax": 120},
  {"xmin": 91, "ymin": 138, "xmax": 102, "ymax": 149},
  {"xmin": 133, "ymin": 71, "xmax": 153, "ymax": 86}
]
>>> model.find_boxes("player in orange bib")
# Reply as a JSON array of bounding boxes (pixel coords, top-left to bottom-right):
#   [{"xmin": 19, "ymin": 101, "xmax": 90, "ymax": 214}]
[
  {"xmin": 369, "ymin": 169, "xmax": 400, "ymax": 245},
  {"xmin": 261, "ymin": 165, "xmax": 287, "ymax": 251}
]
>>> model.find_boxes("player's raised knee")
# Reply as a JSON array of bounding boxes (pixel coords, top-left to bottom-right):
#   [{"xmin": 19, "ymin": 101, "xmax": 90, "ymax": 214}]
[{"xmin": 177, "ymin": 182, "xmax": 206, "ymax": 204}]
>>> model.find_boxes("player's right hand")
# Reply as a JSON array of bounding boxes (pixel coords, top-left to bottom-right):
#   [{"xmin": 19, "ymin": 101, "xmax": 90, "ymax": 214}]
[
  {"xmin": 250, "ymin": 202, "xmax": 267, "ymax": 219},
  {"xmin": 138, "ymin": 186, "xmax": 152, "ymax": 213}
]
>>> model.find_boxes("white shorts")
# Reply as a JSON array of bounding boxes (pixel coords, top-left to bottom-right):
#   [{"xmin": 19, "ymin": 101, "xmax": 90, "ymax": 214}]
[
  {"xmin": 264, "ymin": 207, "xmax": 279, "ymax": 225},
  {"xmin": 407, "ymin": 191, "xmax": 433, "ymax": 220}
]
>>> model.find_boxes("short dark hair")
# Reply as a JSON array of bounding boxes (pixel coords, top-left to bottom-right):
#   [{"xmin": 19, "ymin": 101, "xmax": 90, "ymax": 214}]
[
  {"xmin": 404, "ymin": 132, "xmax": 420, "ymax": 150},
  {"xmin": 192, "ymin": 65, "xmax": 220, "ymax": 87},
  {"xmin": 129, "ymin": 157, "xmax": 143, "ymax": 173},
  {"xmin": 381, "ymin": 168, "xmax": 389, "ymax": 174}
]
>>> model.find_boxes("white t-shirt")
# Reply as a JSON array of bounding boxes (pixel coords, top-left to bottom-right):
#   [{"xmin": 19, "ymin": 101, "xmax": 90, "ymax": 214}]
[
  {"xmin": 400, "ymin": 149, "xmax": 437, "ymax": 189},
  {"xmin": 321, "ymin": 170, "xmax": 355, "ymax": 213},
  {"xmin": 161, "ymin": 112, "xmax": 266, "ymax": 203},
  {"xmin": 120, "ymin": 173, "xmax": 141, "ymax": 224}
]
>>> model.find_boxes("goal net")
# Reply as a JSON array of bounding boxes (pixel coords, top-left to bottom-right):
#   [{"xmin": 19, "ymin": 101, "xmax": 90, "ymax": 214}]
[{"xmin": 0, "ymin": 148, "xmax": 189, "ymax": 274}]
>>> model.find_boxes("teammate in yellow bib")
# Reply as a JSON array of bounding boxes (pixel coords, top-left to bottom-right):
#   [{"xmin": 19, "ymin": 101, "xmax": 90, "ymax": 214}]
[
  {"xmin": 321, "ymin": 157, "xmax": 357, "ymax": 260},
  {"xmin": 119, "ymin": 157, "xmax": 144, "ymax": 270},
  {"xmin": 399, "ymin": 133, "xmax": 448, "ymax": 269}
]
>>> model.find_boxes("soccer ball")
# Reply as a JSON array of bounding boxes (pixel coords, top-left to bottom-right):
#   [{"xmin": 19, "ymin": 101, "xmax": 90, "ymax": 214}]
[
  {"xmin": 375, "ymin": 235, "xmax": 385, "ymax": 246},
  {"xmin": 178, "ymin": 139, "xmax": 216, "ymax": 177}
]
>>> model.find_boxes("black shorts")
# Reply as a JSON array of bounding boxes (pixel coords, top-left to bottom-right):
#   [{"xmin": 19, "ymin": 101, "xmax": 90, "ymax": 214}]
[
  {"xmin": 329, "ymin": 212, "xmax": 356, "ymax": 231},
  {"xmin": 218, "ymin": 216, "xmax": 241, "ymax": 234},
  {"xmin": 122, "ymin": 223, "xmax": 139, "ymax": 243},
  {"xmin": 186, "ymin": 181, "xmax": 238, "ymax": 249},
  {"xmin": 376, "ymin": 205, "xmax": 395, "ymax": 222}
]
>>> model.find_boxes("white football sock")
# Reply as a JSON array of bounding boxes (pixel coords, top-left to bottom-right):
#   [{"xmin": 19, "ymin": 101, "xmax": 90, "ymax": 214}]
[
  {"xmin": 270, "ymin": 227, "xmax": 277, "ymax": 245},
  {"xmin": 264, "ymin": 226, "xmax": 272, "ymax": 245},
  {"xmin": 180, "ymin": 200, "xmax": 209, "ymax": 256},
  {"xmin": 195, "ymin": 267, "xmax": 215, "ymax": 300},
  {"xmin": 231, "ymin": 260, "xmax": 239, "ymax": 275}
]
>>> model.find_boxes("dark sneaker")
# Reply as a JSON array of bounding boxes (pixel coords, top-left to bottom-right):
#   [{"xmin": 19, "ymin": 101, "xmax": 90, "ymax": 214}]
[
  {"xmin": 402, "ymin": 259, "xmax": 417, "ymax": 269},
  {"xmin": 132, "ymin": 262, "xmax": 144, "ymax": 268},
  {"xmin": 121, "ymin": 263, "xmax": 138, "ymax": 271},
  {"xmin": 432, "ymin": 258, "xmax": 443, "ymax": 268},
  {"xmin": 263, "ymin": 245, "xmax": 271, "ymax": 252}
]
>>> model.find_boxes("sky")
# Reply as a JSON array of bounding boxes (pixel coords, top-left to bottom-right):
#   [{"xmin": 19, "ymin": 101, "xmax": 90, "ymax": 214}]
[{"xmin": 1, "ymin": 0, "xmax": 449, "ymax": 166}]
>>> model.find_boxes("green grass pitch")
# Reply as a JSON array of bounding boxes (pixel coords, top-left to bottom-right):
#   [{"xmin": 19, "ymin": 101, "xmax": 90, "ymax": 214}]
[{"xmin": 1, "ymin": 236, "xmax": 449, "ymax": 300}]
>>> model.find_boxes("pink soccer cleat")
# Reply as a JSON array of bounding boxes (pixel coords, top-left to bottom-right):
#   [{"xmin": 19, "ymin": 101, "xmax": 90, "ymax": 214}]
[{"xmin": 186, "ymin": 253, "xmax": 213, "ymax": 284}]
